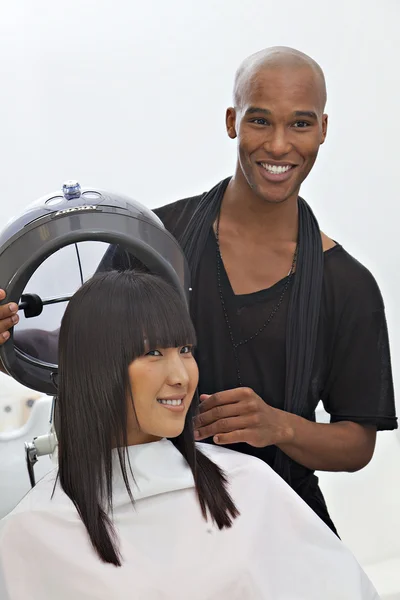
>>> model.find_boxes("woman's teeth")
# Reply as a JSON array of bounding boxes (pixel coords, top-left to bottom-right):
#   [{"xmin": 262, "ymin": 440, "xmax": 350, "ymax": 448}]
[
  {"xmin": 157, "ymin": 399, "xmax": 183, "ymax": 406},
  {"xmin": 261, "ymin": 163, "xmax": 292, "ymax": 174}
]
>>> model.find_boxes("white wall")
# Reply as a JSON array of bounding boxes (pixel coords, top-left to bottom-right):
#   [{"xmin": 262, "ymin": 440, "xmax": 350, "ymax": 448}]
[
  {"xmin": 0, "ymin": 0, "xmax": 398, "ymax": 375},
  {"xmin": 0, "ymin": 0, "xmax": 399, "ymax": 592}
]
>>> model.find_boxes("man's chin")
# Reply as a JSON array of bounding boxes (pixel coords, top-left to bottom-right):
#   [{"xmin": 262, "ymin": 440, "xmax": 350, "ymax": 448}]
[
  {"xmin": 247, "ymin": 164, "xmax": 303, "ymax": 204},
  {"xmin": 255, "ymin": 184, "xmax": 298, "ymax": 205}
]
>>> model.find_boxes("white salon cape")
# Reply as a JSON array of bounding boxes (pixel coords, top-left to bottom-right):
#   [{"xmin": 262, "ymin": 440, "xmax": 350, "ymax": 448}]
[{"xmin": 0, "ymin": 439, "xmax": 379, "ymax": 599}]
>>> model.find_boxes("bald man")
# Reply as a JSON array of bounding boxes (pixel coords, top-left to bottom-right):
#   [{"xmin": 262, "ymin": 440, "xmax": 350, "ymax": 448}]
[
  {"xmin": 99, "ymin": 47, "xmax": 397, "ymax": 533},
  {"xmin": 0, "ymin": 47, "xmax": 396, "ymax": 534}
]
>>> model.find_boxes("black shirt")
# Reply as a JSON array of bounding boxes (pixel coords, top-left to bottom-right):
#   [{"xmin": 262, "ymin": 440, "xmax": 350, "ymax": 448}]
[{"xmin": 105, "ymin": 192, "xmax": 397, "ymax": 532}]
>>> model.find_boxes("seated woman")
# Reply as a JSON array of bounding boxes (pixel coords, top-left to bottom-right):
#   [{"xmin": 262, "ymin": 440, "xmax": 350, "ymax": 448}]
[{"xmin": 0, "ymin": 271, "xmax": 378, "ymax": 599}]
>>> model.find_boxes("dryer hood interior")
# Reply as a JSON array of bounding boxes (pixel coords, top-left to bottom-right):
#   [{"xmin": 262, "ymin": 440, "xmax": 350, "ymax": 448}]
[{"xmin": 0, "ymin": 182, "xmax": 190, "ymax": 395}]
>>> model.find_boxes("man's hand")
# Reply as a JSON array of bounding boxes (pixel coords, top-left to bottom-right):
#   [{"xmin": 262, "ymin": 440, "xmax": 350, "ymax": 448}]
[
  {"xmin": 0, "ymin": 289, "xmax": 19, "ymax": 345},
  {"xmin": 193, "ymin": 387, "xmax": 294, "ymax": 447},
  {"xmin": 193, "ymin": 387, "xmax": 376, "ymax": 473}
]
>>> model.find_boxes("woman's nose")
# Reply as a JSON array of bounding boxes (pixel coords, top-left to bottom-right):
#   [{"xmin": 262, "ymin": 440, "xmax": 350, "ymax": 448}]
[{"xmin": 166, "ymin": 356, "xmax": 190, "ymax": 387}]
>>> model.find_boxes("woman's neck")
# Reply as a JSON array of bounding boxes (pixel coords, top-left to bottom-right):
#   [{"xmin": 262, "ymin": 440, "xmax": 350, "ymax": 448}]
[{"xmin": 125, "ymin": 430, "xmax": 162, "ymax": 446}]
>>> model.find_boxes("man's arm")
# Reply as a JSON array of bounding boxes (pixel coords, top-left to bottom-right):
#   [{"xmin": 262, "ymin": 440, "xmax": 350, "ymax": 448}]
[
  {"xmin": 193, "ymin": 388, "xmax": 376, "ymax": 472},
  {"xmin": 276, "ymin": 411, "xmax": 376, "ymax": 472},
  {"xmin": 195, "ymin": 276, "xmax": 396, "ymax": 474}
]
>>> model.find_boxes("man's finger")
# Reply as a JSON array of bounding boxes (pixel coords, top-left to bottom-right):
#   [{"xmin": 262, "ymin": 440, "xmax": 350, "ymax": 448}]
[
  {"xmin": 0, "ymin": 331, "xmax": 10, "ymax": 344},
  {"xmin": 213, "ymin": 429, "xmax": 250, "ymax": 445},
  {"xmin": 194, "ymin": 415, "xmax": 252, "ymax": 441},
  {"xmin": 194, "ymin": 402, "xmax": 245, "ymax": 430},
  {"xmin": 198, "ymin": 389, "xmax": 244, "ymax": 413},
  {"xmin": 199, "ymin": 394, "xmax": 211, "ymax": 402},
  {"xmin": 0, "ymin": 314, "xmax": 19, "ymax": 334},
  {"xmin": 0, "ymin": 303, "xmax": 19, "ymax": 319}
]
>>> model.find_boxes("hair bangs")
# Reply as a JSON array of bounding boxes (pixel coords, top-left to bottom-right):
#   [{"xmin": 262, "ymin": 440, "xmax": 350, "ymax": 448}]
[{"xmin": 120, "ymin": 274, "xmax": 196, "ymax": 358}]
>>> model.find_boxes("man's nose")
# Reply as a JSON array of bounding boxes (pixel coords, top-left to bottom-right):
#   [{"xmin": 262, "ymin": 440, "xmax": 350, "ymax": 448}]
[{"xmin": 263, "ymin": 126, "xmax": 291, "ymax": 157}]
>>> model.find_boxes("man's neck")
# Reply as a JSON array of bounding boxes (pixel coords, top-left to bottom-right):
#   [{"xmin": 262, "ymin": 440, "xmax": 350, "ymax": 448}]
[{"xmin": 220, "ymin": 174, "xmax": 299, "ymax": 244}]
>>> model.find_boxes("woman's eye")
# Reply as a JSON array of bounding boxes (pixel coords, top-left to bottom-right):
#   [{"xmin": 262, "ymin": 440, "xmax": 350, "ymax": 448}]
[
  {"xmin": 180, "ymin": 345, "xmax": 193, "ymax": 354},
  {"xmin": 146, "ymin": 349, "xmax": 162, "ymax": 357}
]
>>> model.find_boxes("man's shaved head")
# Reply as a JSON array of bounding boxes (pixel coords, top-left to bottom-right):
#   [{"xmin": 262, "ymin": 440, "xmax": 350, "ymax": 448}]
[
  {"xmin": 226, "ymin": 46, "xmax": 329, "ymax": 206},
  {"xmin": 233, "ymin": 46, "xmax": 327, "ymax": 112}
]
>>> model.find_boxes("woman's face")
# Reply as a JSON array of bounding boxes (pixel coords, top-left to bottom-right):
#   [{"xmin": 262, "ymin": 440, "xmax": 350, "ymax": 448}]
[{"xmin": 127, "ymin": 345, "xmax": 198, "ymax": 444}]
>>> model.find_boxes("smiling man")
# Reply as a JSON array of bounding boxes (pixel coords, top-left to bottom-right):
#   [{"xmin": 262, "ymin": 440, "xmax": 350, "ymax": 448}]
[
  {"xmin": 231, "ymin": 47, "xmax": 328, "ymax": 206},
  {"xmin": 99, "ymin": 46, "xmax": 396, "ymax": 534},
  {"xmin": 0, "ymin": 47, "xmax": 396, "ymax": 534}
]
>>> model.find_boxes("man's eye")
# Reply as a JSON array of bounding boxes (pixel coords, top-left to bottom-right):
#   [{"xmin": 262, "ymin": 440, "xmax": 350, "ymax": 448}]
[
  {"xmin": 251, "ymin": 118, "xmax": 269, "ymax": 126},
  {"xmin": 293, "ymin": 121, "xmax": 311, "ymax": 128}
]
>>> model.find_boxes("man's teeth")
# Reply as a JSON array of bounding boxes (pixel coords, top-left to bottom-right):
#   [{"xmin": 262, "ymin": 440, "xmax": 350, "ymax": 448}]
[
  {"xmin": 261, "ymin": 163, "xmax": 292, "ymax": 174},
  {"xmin": 157, "ymin": 399, "xmax": 183, "ymax": 406}
]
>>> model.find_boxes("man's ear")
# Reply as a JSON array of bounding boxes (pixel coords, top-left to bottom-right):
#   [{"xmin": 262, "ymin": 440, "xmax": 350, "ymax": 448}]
[
  {"xmin": 226, "ymin": 107, "xmax": 237, "ymax": 139},
  {"xmin": 321, "ymin": 113, "xmax": 328, "ymax": 144}
]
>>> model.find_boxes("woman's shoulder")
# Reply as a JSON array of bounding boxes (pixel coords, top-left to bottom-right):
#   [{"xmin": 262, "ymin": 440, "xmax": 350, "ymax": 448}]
[
  {"xmin": 196, "ymin": 442, "xmax": 277, "ymax": 482},
  {"xmin": 1, "ymin": 469, "xmax": 74, "ymax": 530},
  {"xmin": 195, "ymin": 444, "xmax": 326, "ymax": 527}
]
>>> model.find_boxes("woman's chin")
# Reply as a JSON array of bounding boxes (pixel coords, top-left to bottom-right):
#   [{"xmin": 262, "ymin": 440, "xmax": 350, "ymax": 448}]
[{"xmin": 159, "ymin": 423, "xmax": 186, "ymax": 440}]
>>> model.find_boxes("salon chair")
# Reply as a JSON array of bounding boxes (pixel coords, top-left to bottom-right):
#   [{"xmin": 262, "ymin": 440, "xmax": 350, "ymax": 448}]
[{"xmin": 0, "ymin": 394, "xmax": 54, "ymax": 518}]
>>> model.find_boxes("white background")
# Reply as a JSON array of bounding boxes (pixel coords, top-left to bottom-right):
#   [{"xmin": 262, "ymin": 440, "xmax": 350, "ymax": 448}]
[
  {"xmin": 0, "ymin": 0, "xmax": 398, "ymax": 377},
  {"xmin": 0, "ymin": 0, "xmax": 399, "ymax": 595}
]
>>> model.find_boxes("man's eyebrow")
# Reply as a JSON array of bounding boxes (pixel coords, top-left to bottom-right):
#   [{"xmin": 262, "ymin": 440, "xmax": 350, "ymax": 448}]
[
  {"xmin": 244, "ymin": 106, "xmax": 272, "ymax": 115},
  {"xmin": 244, "ymin": 107, "xmax": 318, "ymax": 120},
  {"xmin": 293, "ymin": 110, "xmax": 318, "ymax": 119}
]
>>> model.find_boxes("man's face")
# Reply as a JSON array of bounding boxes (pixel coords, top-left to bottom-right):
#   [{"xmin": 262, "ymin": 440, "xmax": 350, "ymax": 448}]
[{"xmin": 227, "ymin": 66, "xmax": 328, "ymax": 204}]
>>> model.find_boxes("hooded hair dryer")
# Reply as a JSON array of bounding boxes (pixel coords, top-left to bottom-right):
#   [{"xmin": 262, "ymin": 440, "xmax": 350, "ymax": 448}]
[
  {"xmin": 0, "ymin": 181, "xmax": 190, "ymax": 486},
  {"xmin": 0, "ymin": 181, "xmax": 189, "ymax": 395},
  {"xmin": 0, "ymin": 181, "xmax": 190, "ymax": 396}
]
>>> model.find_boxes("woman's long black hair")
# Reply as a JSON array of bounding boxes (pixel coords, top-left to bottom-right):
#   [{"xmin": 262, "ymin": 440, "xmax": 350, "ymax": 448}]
[
  {"xmin": 178, "ymin": 177, "xmax": 324, "ymax": 482},
  {"xmin": 56, "ymin": 270, "xmax": 238, "ymax": 566}
]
